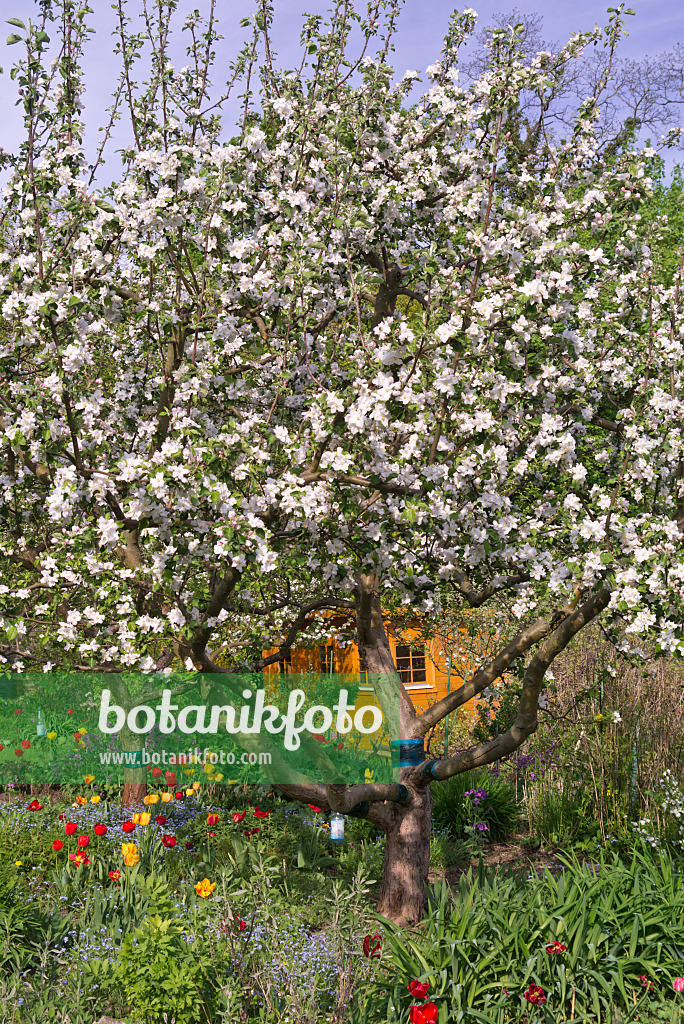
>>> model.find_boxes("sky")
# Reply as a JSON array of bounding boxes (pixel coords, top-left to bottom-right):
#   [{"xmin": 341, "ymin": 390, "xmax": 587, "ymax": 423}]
[{"xmin": 2, "ymin": 0, "xmax": 684, "ymax": 182}]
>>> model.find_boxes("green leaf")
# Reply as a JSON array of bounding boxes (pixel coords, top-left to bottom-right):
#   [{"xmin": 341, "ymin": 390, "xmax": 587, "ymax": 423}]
[
  {"xmin": 5, "ymin": 626, "xmax": 17, "ymax": 641},
  {"xmin": 6, "ymin": 33, "xmax": 22, "ymax": 44},
  {"xmin": 6, "ymin": 18, "xmax": 25, "ymax": 29}
]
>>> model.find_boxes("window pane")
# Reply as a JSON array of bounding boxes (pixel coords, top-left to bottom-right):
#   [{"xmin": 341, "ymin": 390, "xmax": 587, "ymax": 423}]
[{"xmin": 395, "ymin": 645, "xmax": 410, "ymax": 658}]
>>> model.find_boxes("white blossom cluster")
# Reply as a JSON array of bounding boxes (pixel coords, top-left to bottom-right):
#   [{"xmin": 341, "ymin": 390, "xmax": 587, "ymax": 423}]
[
  {"xmin": 1, "ymin": 6, "xmax": 684, "ymax": 676},
  {"xmin": 660, "ymin": 769, "xmax": 684, "ymax": 847}
]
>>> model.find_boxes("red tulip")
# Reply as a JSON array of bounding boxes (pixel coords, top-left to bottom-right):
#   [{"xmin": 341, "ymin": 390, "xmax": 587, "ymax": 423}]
[
  {"xmin": 68, "ymin": 852, "xmax": 90, "ymax": 866},
  {"xmin": 546, "ymin": 941, "xmax": 567, "ymax": 954},
  {"xmin": 27, "ymin": 800, "xmax": 42, "ymax": 811},
  {"xmin": 231, "ymin": 811, "xmax": 246, "ymax": 823},
  {"xmin": 336, "ymin": 742, "xmax": 343, "ymax": 749},
  {"xmin": 253, "ymin": 805, "xmax": 271, "ymax": 819},
  {"xmin": 14, "ymin": 709, "xmax": 22, "ymax": 715},
  {"xmin": 73, "ymin": 732, "xmax": 81, "ymax": 741},
  {"xmin": 0, "ymin": 745, "xmax": 4, "ymax": 751},
  {"xmin": 77, "ymin": 835, "xmax": 90, "ymax": 848},
  {"xmin": 21, "ymin": 740, "xmax": 31, "ymax": 749},
  {"xmin": 65, "ymin": 822, "xmax": 77, "ymax": 836},
  {"xmin": 67, "ymin": 709, "xmax": 74, "ymax": 714},
  {"xmin": 362, "ymin": 934, "xmax": 381, "ymax": 959},
  {"xmin": 122, "ymin": 821, "xmax": 135, "ymax": 833},
  {"xmin": 109, "ymin": 870, "xmax": 121, "ymax": 881},
  {"xmin": 308, "ymin": 804, "xmax": 323, "ymax": 813},
  {"xmin": 161, "ymin": 834, "xmax": 177, "ymax": 848},
  {"xmin": 174, "ymin": 791, "xmax": 183, "ymax": 800},
  {"xmin": 155, "ymin": 815, "xmax": 167, "ymax": 826},
  {"xmin": 52, "ymin": 839, "xmax": 63, "ymax": 852},
  {"xmin": 409, "ymin": 1004, "xmax": 438, "ymax": 1024},
  {"xmin": 14, "ymin": 749, "xmax": 22, "ymax": 757},
  {"xmin": 206, "ymin": 813, "xmax": 220, "ymax": 826},
  {"xmin": 407, "ymin": 981, "xmax": 430, "ymax": 1000},
  {"xmin": 151, "ymin": 767, "xmax": 163, "ymax": 778},
  {"xmin": 244, "ymin": 827, "xmax": 260, "ymax": 836},
  {"xmin": 58, "ymin": 813, "xmax": 65, "ymax": 820},
  {"xmin": 94, "ymin": 824, "xmax": 107, "ymax": 836},
  {"xmin": 165, "ymin": 771, "xmax": 177, "ymax": 786},
  {"xmin": 235, "ymin": 917, "xmax": 247, "ymax": 931}
]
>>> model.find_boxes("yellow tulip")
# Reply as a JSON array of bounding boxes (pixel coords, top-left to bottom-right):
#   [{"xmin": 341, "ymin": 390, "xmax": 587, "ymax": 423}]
[
  {"xmin": 131, "ymin": 813, "xmax": 141, "ymax": 824},
  {"xmin": 76, "ymin": 796, "xmax": 87, "ymax": 805},
  {"xmin": 84, "ymin": 774, "xmax": 95, "ymax": 784},
  {"xmin": 192, "ymin": 781, "xmax": 201, "ymax": 791},
  {"xmin": 204, "ymin": 763, "xmax": 215, "ymax": 775},
  {"xmin": 90, "ymin": 795, "xmax": 100, "ymax": 804},
  {"xmin": 143, "ymin": 794, "xmax": 159, "ymax": 805},
  {"xmin": 139, "ymin": 812, "xmax": 151, "ymax": 826},
  {"xmin": 46, "ymin": 731, "xmax": 57, "ymax": 740},
  {"xmin": 185, "ymin": 787, "xmax": 194, "ymax": 797},
  {"xmin": 214, "ymin": 773, "xmax": 224, "ymax": 782},
  {"xmin": 78, "ymin": 727, "xmax": 87, "ymax": 735},
  {"xmin": 14, "ymin": 860, "xmax": 22, "ymax": 867},
  {"xmin": 161, "ymin": 792, "xmax": 173, "ymax": 803},
  {"xmin": 121, "ymin": 842, "xmax": 139, "ymax": 867},
  {"xmin": 184, "ymin": 768, "xmax": 195, "ymax": 776},
  {"xmin": 194, "ymin": 878, "xmax": 216, "ymax": 898}
]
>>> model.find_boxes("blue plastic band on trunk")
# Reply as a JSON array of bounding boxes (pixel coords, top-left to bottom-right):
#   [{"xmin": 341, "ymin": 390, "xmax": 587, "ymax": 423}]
[
  {"xmin": 390, "ymin": 739, "xmax": 425, "ymax": 767},
  {"xmin": 393, "ymin": 784, "xmax": 409, "ymax": 803}
]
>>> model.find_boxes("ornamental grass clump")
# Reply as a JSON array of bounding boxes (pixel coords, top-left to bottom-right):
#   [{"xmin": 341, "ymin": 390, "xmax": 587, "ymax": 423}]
[{"xmin": 358, "ymin": 847, "xmax": 684, "ymax": 1022}]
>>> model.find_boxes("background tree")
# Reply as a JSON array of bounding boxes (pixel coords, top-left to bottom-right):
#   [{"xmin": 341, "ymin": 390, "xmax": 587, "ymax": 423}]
[{"xmin": 2, "ymin": 0, "xmax": 684, "ymax": 920}]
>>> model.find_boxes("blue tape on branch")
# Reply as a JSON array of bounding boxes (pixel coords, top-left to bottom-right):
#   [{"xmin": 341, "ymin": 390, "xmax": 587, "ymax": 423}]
[
  {"xmin": 421, "ymin": 759, "xmax": 441, "ymax": 780},
  {"xmin": 393, "ymin": 784, "xmax": 409, "ymax": 803},
  {"xmin": 390, "ymin": 739, "xmax": 425, "ymax": 767}
]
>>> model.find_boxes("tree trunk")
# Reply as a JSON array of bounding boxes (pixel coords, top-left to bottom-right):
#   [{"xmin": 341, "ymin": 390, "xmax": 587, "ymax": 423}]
[
  {"xmin": 122, "ymin": 781, "xmax": 147, "ymax": 807},
  {"xmin": 121, "ymin": 721, "xmax": 146, "ymax": 808},
  {"xmin": 376, "ymin": 785, "xmax": 432, "ymax": 924}
]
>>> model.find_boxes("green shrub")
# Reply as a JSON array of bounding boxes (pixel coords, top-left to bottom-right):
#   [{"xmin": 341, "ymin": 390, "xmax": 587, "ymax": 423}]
[
  {"xmin": 431, "ymin": 768, "xmax": 519, "ymax": 843},
  {"xmin": 103, "ymin": 913, "xmax": 221, "ymax": 1023}
]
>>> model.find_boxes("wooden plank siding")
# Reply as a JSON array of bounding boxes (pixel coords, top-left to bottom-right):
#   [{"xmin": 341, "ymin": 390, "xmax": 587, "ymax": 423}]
[{"xmin": 262, "ymin": 620, "xmax": 482, "ymax": 718}]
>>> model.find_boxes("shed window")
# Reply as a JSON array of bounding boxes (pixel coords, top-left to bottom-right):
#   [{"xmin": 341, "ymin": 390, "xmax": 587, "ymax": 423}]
[{"xmin": 395, "ymin": 644, "xmax": 427, "ymax": 686}]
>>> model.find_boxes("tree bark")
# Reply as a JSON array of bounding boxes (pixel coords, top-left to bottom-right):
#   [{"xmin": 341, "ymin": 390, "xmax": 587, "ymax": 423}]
[
  {"xmin": 376, "ymin": 785, "xmax": 432, "ymax": 924},
  {"xmin": 122, "ymin": 781, "xmax": 147, "ymax": 807}
]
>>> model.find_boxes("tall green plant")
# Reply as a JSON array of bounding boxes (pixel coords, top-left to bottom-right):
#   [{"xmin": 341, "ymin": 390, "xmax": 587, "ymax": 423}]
[{"xmin": 356, "ymin": 847, "xmax": 684, "ymax": 1023}]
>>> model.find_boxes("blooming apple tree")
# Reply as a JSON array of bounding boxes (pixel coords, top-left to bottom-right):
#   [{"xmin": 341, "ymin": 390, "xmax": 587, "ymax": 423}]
[{"xmin": 2, "ymin": 0, "xmax": 684, "ymax": 919}]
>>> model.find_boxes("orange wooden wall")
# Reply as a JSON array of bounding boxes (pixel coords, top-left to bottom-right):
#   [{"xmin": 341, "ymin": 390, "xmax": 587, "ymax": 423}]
[{"xmin": 262, "ymin": 619, "xmax": 487, "ymax": 717}]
